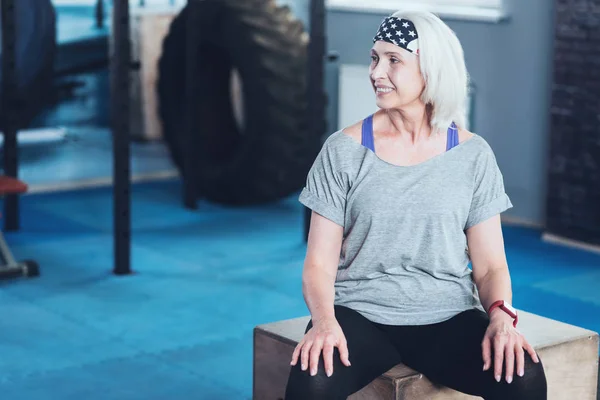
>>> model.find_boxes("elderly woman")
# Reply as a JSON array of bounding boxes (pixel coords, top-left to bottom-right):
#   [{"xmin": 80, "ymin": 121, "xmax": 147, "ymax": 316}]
[{"xmin": 284, "ymin": 9, "xmax": 547, "ymax": 400}]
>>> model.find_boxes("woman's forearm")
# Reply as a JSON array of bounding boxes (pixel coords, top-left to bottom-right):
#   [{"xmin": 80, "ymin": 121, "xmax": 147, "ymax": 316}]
[
  {"xmin": 302, "ymin": 266, "xmax": 337, "ymax": 324},
  {"xmin": 476, "ymin": 267, "xmax": 513, "ymax": 313}
]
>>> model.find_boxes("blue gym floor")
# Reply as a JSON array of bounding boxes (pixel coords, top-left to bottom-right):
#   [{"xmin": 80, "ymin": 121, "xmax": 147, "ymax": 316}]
[{"xmin": 0, "ymin": 179, "xmax": 599, "ymax": 399}]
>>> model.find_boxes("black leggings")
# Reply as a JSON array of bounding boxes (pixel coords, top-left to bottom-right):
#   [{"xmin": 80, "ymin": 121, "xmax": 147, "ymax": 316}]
[{"xmin": 285, "ymin": 305, "xmax": 547, "ymax": 400}]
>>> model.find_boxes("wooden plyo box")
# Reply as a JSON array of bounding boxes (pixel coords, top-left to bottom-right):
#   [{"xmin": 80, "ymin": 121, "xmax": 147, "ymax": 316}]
[{"xmin": 253, "ymin": 311, "xmax": 599, "ymax": 400}]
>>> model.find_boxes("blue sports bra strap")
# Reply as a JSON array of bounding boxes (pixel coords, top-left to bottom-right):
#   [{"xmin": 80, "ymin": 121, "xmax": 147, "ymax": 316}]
[
  {"xmin": 446, "ymin": 122, "xmax": 459, "ymax": 151},
  {"xmin": 361, "ymin": 114, "xmax": 375, "ymax": 152}
]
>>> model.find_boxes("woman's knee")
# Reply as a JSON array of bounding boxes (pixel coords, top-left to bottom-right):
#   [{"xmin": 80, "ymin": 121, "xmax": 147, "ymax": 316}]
[
  {"xmin": 284, "ymin": 349, "xmax": 350, "ymax": 400},
  {"xmin": 517, "ymin": 355, "xmax": 547, "ymax": 398},
  {"xmin": 285, "ymin": 370, "xmax": 337, "ymax": 400},
  {"xmin": 493, "ymin": 353, "xmax": 547, "ymax": 400}
]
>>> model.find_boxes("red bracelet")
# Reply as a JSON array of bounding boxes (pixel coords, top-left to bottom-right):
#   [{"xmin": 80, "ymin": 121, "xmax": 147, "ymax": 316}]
[{"xmin": 488, "ymin": 300, "xmax": 518, "ymax": 328}]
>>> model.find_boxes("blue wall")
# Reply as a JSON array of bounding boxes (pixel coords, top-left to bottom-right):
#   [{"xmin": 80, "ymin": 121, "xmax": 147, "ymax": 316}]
[{"xmin": 323, "ymin": 0, "xmax": 556, "ymax": 226}]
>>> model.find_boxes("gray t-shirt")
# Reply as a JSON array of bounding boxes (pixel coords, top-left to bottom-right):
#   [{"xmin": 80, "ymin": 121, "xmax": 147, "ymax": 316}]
[{"xmin": 298, "ymin": 129, "xmax": 513, "ymax": 326}]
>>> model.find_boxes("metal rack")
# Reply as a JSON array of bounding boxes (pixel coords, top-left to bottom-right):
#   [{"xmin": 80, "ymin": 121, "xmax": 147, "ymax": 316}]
[
  {"xmin": 1, "ymin": 0, "xmax": 20, "ymax": 232},
  {"xmin": 304, "ymin": 0, "xmax": 326, "ymax": 241},
  {"xmin": 1, "ymin": 0, "xmax": 326, "ymax": 274},
  {"xmin": 111, "ymin": 0, "xmax": 132, "ymax": 275}
]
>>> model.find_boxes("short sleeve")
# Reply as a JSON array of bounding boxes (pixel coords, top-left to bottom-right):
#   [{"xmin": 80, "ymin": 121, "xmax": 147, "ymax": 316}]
[
  {"xmin": 298, "ymin": 137, "xmax": 348, "ymax": 227},
  {"xmin": 465, "ymin": 146, "xmax": 513, "ymax": 230}
]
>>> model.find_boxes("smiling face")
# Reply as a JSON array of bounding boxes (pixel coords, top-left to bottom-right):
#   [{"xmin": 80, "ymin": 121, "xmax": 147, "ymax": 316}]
[{"xmin": 369, "ymin": 40, "xmax": 425, "ymax": 110}]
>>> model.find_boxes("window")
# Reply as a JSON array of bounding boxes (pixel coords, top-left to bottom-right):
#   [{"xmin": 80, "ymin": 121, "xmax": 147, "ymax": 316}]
[{"xmin": 326, "ymin": 0, "xmax": 507, "ymax": 23}]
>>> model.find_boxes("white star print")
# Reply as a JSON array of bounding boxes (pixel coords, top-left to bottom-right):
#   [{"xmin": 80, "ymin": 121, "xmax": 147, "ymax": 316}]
[{"xmin": 374, "ymin": 16, "xmax": 419, "ymax": 53}]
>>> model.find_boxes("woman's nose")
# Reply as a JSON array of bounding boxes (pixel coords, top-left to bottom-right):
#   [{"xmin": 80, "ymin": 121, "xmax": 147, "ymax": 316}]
[{"xmin": 370, "ymin": 63, "xmax": 387, "ymax": 80}]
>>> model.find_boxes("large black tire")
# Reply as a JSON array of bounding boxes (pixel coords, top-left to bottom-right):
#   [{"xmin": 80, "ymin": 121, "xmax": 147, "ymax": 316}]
[
  {"xmin": 0, "ymin": 0, "xmax": 56, "ymax": 130},
  {"xmin": 157, "ymin": 0, "xmax": 324, "ymax": 205}
]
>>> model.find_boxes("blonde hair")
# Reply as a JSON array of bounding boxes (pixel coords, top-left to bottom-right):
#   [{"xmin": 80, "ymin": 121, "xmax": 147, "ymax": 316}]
[{"xmin": 390, "ymin": 10, "xmax": 470, "ymax": 134}]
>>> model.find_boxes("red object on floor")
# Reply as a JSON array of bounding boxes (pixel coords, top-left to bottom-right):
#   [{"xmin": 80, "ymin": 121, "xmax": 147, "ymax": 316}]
[{"xmin": 0, "ymin": 175, "xmax": 28, "ymax": 196}]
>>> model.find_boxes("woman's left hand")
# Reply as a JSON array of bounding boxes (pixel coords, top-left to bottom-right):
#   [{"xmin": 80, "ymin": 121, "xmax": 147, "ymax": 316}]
[{"xmin": 481, "ymin": 310, "xmax": 540, "ymax": 383}]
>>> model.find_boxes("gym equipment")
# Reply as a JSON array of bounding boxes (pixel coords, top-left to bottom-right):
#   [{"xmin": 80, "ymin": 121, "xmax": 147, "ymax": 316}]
[
  {"xmin": 0, "ymin": 0, "xmax": 56, "ymax": 130},
  {"xmin": 111, "ymin": 0, "xmax": 133, "ymax": 275},
  {"xmin": 157, "ymin": 0, "xmax": 324, "ymax": 206},
  {"xmin": 0, "ymin": 176, "xmax": 39, "ymax": 280},
  {"xmin": 303, "ymin": 0, "xmax": 327, "ymax": 240},
  {"xmin": 254, "ymin": 313, "xmax": 599, "ymax": 399},
  {"xmin": 0, "ymin": 127, "xmax": 67, "ymax": 148}
]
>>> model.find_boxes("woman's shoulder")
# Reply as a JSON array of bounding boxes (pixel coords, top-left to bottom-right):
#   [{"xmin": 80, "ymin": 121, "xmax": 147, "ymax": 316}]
[
  {"xmin": 315, "ymin": 121, "xmax": 369, "ymax": 174},
  {"xmin": 458, "ymin": 127, "xmax": 475, "ymax": 143},
  {"xmin": 455, "ymin": 129, "xmax": 503, "ymax": 176},
  {"xmin": 338, "ymin": 119, "xmax": 364, "ymax": 144},
  {"xmin": 322, "ymin": 119, "xmax": 367, "ymax": 152},
  {"xmin": 458, "ymin": 128, "xmax": 495, "ymax": 155}
]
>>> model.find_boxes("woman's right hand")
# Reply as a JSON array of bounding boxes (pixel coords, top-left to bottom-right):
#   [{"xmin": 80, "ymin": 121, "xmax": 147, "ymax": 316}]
[{"xmin": 290, "ymin": 317, "xmax": 351, "ymax": 377}]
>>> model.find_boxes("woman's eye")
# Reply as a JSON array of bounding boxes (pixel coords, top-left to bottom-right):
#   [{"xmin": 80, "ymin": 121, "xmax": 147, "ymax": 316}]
[
  {"xmin": 390, "ymin": 58, "xmax": 399, "ymax": 64},
  {"xmin": 370, "ymin": 55, "xmax": 378, "ymax": 62}
]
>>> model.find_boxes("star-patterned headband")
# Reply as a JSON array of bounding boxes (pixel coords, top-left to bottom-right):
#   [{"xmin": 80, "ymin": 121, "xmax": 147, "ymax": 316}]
[{"xmin": 373, "ymin": 16, "xmax": 420, "ymax": 55}]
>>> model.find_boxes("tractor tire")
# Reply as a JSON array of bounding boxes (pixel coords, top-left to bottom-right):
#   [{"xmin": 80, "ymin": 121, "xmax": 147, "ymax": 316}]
[
  {"xmin": 157, "ymin": 0, "xmax": 324, "ymax": 205},
  {"xmin": 0, "ymin": 0, "xmax": 56, "ymax": 129}
]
